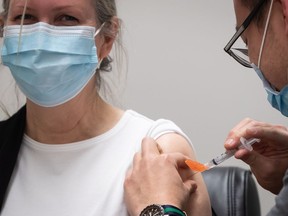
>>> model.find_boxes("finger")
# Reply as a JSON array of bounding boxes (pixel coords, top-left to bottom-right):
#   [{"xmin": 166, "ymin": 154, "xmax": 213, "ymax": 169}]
[
  {"xmin": 246, "ymin": 124, "xmax": 288, "ymax": 144},
  {"xmin": 231, "ymin": 118, "xmax": 253, "ymax": 132},
  {"xmin": 157, "ymin": 143, "xmax": 164, "ymax": 154},
  {"xmin": 228, "ymin": 118, "xmax": 254, "ymax": 137},
  {"xmin": 224, "ymin": 118, "xmax": 254, "ymax": 149},
  {"xmin": 132, "ymin": 152, "xmax": 141, "ymax": 166},
  {"xmin": 224, "ymin": 119, "xmax": 269, "ymax": 150},
  {"xmin": 234, "ymin": 148, "xmax": 253, "ymax": 159},
  {"xmin": 165, "ymin": 152, "xmax": 191, "ymax": 168},
  {"xmin": 141, "ymin": 137, "xmax": 161, "ymax": 157},
  {"xmin": 234, "ymin": 148, "xmax": 262, "ymax": 167},
  {"xmin": 172, "ymin": 153, "xmax": 190, "ymax": 169},
  {"xmin": 125, "ymin": 167, "xmax": 133, "ymax": 179},
  {"xmin": 183, "ymin": 179, "xmax": 197, "ymax": 194},
  {"xmin": 232, "ymin": 123, "xmax": 288, "ymax": 152}
]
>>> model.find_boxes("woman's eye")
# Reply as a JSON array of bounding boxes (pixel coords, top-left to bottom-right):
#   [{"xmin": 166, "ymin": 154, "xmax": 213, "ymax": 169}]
[
  {"xmin": 58, "ymin": 15, "xmax": 79, "ymax": 25},
  {"xmin": 13, "ymin": 14, "xmax": 35, "ymax": 24}
]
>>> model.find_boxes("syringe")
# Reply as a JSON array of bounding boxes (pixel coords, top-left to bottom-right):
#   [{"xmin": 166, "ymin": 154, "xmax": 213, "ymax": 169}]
[
  {"xmin": 204, "ymin": 137, "xmax": 260, "ymax": 169},
  {"xmin": 185, "ymin": 137, "xmax": 261, "ymax": 172}
]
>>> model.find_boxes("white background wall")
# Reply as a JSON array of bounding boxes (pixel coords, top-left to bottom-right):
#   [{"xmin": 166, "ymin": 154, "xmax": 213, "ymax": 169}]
[{"xmin": 0, "ymin": 0, "xmax": 286, "ymax": 215}]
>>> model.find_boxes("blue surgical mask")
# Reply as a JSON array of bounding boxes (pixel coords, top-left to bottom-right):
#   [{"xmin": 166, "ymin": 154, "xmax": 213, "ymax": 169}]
[
  {"xmin": 1, "ymin": 22, "xmax": 102, "ymax": 107},
  {"xmin": 252, "ymin": 63, "xmax": 288, "ymax": 117},
  {"xmin": 249, "ymin": 0, "xmax": 288, "ymax": 116}
]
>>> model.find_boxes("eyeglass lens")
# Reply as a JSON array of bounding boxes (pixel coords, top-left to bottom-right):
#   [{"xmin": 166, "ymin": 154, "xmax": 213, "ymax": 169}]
[{"xmin": 230, "ymin": 37, "xmax": 250, "ymax": 66}]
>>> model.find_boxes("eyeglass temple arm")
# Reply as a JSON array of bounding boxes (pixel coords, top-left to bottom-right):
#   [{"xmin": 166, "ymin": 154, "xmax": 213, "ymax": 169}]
[
  {"xmin": 224, "ymin": 0, "xmax": 267, "ymax": 52},
  {"xmin": 224, "ymin": 26, "xmax": 245, "ymax": 52}
]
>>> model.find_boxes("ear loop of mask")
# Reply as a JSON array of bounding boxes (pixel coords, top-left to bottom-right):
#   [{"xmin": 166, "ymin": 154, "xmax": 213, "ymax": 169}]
[
  {"xmin": 258, "ymin": 0, "xmax": 274, "ymax": 68},
  {"xmin": 96, "ymin": 59, "xmax": 103, "ymax": 70},
  {"xmin": 94, "ymin": 22, "xmax": 106, "ymax": 70},
  {"xmin": 94, "ymin": 22, "xmax": 106, "ymax": 37},
  {"xmin": 17, "ymin": 0, "xmax": 29, "ymax": 55}
]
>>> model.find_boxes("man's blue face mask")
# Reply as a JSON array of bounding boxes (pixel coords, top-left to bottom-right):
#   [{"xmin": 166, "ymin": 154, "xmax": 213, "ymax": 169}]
[
  {"xmin": 1, "ymin": 22, "xmax": 103, "ymax": 107},
  {"xmin": 249, "ymin": 0, "xmax": 288, "ymax": 117},
  {"xmin": 252, "ymin": 63, "xmax": 288, "ymax": 117}
]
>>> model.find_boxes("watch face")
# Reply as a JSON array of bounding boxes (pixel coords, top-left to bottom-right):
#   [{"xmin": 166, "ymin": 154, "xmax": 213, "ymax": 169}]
[{"xmin": 140, "ymin": 204, "xmax": 164, "ymax": 216}]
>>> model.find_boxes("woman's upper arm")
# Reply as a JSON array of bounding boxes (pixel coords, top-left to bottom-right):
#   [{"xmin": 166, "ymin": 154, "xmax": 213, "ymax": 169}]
[{"xmin": 156, "ymin": 133, "xmax": 212, "ymax": 216}]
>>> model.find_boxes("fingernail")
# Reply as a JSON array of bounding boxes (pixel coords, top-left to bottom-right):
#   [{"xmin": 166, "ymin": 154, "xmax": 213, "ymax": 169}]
[{"xmin": 226, "ymin": 138, "xmax": 234, "ymax": 146}]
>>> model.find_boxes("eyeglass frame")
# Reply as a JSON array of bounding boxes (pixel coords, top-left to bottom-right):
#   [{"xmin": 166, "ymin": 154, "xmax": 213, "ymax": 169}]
[{"xmin": 224, "ymin": 0, "xmax": 267, "ymax": 68}]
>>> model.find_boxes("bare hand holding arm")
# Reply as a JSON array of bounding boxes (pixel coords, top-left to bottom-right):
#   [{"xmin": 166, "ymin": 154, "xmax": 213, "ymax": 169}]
[{"xmin": 124, "ymin": 137, "xmax": 197, "ymax": 216}]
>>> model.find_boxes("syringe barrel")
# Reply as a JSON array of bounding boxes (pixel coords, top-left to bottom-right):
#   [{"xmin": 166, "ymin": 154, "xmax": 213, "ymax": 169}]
[
  {"xmin": 211, "ymin": 149, "xmax": 236, "ymax": 165},
  {"xmin": 205, "ymin": 138, "xmax": 261, "ymax": 169}
]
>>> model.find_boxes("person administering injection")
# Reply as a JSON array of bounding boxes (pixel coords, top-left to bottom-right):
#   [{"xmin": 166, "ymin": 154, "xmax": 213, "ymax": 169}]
[{"xmin": 124, "ymin": 1, "xmax": 288, "ymax": 216}]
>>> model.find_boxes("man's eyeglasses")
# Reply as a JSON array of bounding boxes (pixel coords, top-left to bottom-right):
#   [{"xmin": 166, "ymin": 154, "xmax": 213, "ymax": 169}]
[{"xmin": 224, "ymin": 0, "xmax": 266, "ymax": 68}]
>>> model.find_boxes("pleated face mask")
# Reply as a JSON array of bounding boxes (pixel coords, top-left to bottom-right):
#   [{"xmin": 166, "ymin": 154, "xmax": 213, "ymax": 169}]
[
  {"xmin": 250, "ymin": 0, "xmax": 288, "ymax": 117},
  {"xmin": 1, "ymin": 22, "xmax": 103, "ymax": 107},
  {"xmin": 252, "ymin": 63, "xmax": 288, "ymax": 117}
]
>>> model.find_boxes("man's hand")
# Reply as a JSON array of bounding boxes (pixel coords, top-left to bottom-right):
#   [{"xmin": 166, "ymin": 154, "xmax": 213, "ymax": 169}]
[
  {"xmin": 124, "ymin": 137, "xmax": 197, "ymax": 216},
  {"xmin": 224, "ymin": 118, "xmax": 288, "ymax": 194}
]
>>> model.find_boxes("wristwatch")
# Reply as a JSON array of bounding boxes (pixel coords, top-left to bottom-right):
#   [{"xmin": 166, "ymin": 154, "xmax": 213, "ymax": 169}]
[
  {"xmin": 139, "ymin": 204, "xmax": 187, "ymax": 216},
  {"xmin": 139, "ymin": 204, "xmax": 164, "ymax": 216}
]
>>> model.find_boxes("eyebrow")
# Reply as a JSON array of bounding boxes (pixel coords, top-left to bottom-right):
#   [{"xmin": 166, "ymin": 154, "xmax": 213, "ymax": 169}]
[
  {"xmin": 51, "ymin": 5, "xmax": 81, "ymax": 12},
  {"xmin": 9, "ymin": 5, "xmax": 35, "ymax": 15},
  {"xmin": 8, "ymin": 3, "xmax": 90, "ymax": 21},
  {"xmin": 11, "ymin": 4, "xmax": 81, "ymax": 13}
]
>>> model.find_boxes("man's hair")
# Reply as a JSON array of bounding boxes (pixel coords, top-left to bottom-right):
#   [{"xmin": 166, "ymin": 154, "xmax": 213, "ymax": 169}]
[{"xmin": 241, "ymin": 0, "xmax": 270, "ymax": 25}]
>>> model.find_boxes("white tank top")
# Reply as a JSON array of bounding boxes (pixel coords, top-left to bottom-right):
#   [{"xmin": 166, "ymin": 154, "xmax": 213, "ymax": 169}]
[{"xmin": 2, "ymin": 110, "xmax": 193, "ymax": 216}]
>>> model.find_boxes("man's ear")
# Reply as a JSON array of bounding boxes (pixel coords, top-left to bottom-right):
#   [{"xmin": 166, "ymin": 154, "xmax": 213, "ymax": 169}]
[{"xmin": 281, "ymin": 0, "xmax": 288, "ymax": 35}]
